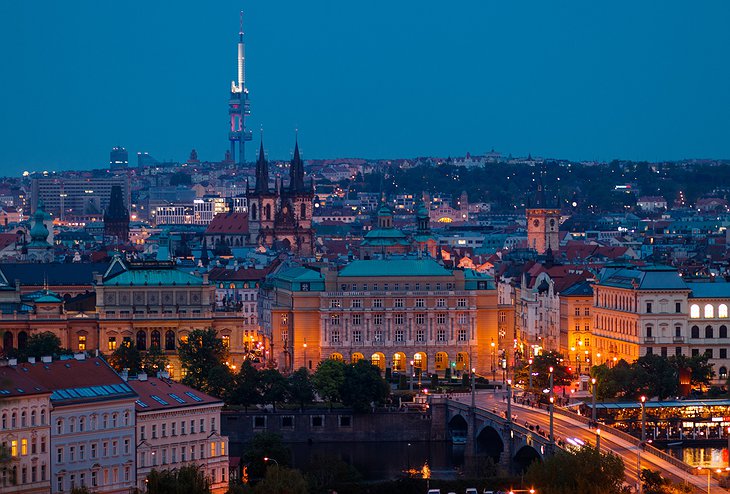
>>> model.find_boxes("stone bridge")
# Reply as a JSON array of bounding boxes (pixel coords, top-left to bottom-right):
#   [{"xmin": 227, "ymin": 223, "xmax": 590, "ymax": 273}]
[{"xmin": 430, "ymin": 396, "xmax": 555, "ymax": 471}]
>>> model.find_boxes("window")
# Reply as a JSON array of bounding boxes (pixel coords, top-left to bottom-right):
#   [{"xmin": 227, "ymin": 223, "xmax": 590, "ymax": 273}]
[
  {"xmin": 353, "ymin": 330, "xmax": 362, "ymax": 343},
  {"xmin": 415, "ymin": 313, "xmax": 426, "ymax": 325},
  {"xmin": 79, "ymin": 445, "xmax": 85, "ymax": 460},
  {"xmin": 91, "ymin": 443, "xmax": 97, "ymax": 458},
  {"xmin": 140, "ymin": 426, "xmax": 146, "ymax": 440},
  {"xmin": 691, "ymin": 326, "xmax": 700, "ymax": 338},
  {"xmin": 415, "ymin": 298, "xmax": 425, "ymax": 308},
  {"xmin": 124, "ymin": 439, "xmax": 130, "ymax": 454},
  {"xmin": 352, "ymin": 314, "xmax": 362, "ymax": 325},
  {"xmin": 574, "ymin": 307, "xmax": 580, "ymax": 316},
  {"xmin": 394, "ymin": 313, "xmax": 405, "ymax": 325},
  {"xmin": 102, "ymin": 441, "xmax": 108, "ymax": 457},
  {"xmin": 457, "ymin": 298, "xmax": 467, "ymax": 308},
  {"xmin": 79, "ymin": 416, "xmax": 85, "ymax": 431},
  {"xmin": 706, "ymin": 326, "xmax": 714, "ymax": 339},
  {"xmin": 152, "ymin": 424, "xmax": 157, "ymax": 439},
  {"xmin": 705, "ymin": 304, "xmax": 714, "ymax": 318},
  {"xmin": 330, "ymin": 314, "xmax": 340, "ymax": 326},
  {"xmin": 211, "ymin": 442, "xmax": 216, "ymax": 457},
  {"xmin": 691, "ymin": 304, "xmax": 700, "ymax": 318},
  {"xmin": 706, "ymin": 349, "xmax": 713, "ymax": 358},
  {"xmin": 458, "ymin": 313, "xmax": 468, "ymax": 325},
  {"xmin": 108, "ymin": 337, "xmax": 117, "ymax": 351},
  {"xmin": 330, "ymin": 299, "xmax": 341, "ymax": 308},
  {"xmin": 437, "ymin": 313, "xmax": 447, "ymax": 325},
  {"xmin": 416, "ymin": 329, "xmax": 425, "ymax": 342},
  {"xmin": 374, "ymin": 330, "xmax": 383, "ymax": 342},
  {"xmin": 457, "ymin": 329, "xmax": 467, "ymax": 342},
  {"xmin": 372, "ymin": 299, "xmax": 383, "ymax": 308},
  {"xmin": 165, "ymin": 330, "xmax": 176, "ymax": 351},
  {"xmin": 395, "ymin": 329, "xmax": 405, "ymax": 342},
  {"xmin": 331, "ymin": 330, "xmax": 340, "ymax": 343},
  {"xmin": 436, "ymin": 298, "xmax": 446, "ymax": 308},
  {"xmin": 722, "ymin": 326, "xmax": 728, "ymax": 338},
  {"xmin": 692, "ymin": 349, "xmax": 700, "ymax": 357},
  {"xmin": 57, "ymin": 447, "xmax": 63, "ymax": 463},
  {"xmin": 171, "ymin": 422, "xmax": 176, "ymax": 436},
  {"xmin": 676, "ymin": 302, "xmax": 682, "ymax": 313},
  {"xmin": 721, "ymin": 305, "xmax": 729, "ymax": 318},
  {"xmin": 721, "ymin": 367, "xmax": 729, "ymax": 380},
  {"xmin": 56, "ymin": 419, "xmax": 63, "ymax": 434},
  {"xmin": 437, "ymin": 329, "xmax": 446, "ymax": 342},
  {"xmin": 78, "ymin": 335, "xmax": 86, "ymax": 351},
  {"xmin": 676, "ymin": 347, "xmax": 682, "ymax": 356},
  {"xmin": 21, "ymin": 439, "xmax": 27, "ymax": 456},
  {"xmin": 394, "ymin": 298, "xmax": 404, "ymax": 308},
  {"xmin": 646, "ymin": 302, "xmax": 652, "ymax": 314},
  {"xmin": 721, "ymin": 349, "xmax": 728, "ymax": 359},
  {"xmin": 351, "ymin": 299, "xmax": 362, "ymax": 308},
  {"xmin": 584, "ymin": 307, "xmax": 590, "ymax": 316},
  {"xmin": 136, "ymin": 330, "xmax": 147, "ymax": 351},
  {"xmin": 162, "ymin": 423, "xmax": 167, "ymax": 437},
  {"xmin": 646, "ymin": 326, "xmax": 653, "ymax": 338},
  {"xmin": 675, "ymin": 326, "xmax": 682, "ymax": 337},
  {"xmin": 373, "ymin": 314, "xmax": 383, "ymax": 325}
]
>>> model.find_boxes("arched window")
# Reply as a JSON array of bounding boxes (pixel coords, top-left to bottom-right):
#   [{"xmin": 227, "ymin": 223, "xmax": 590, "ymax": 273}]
[
  {"xmin": 136, "ymin": 330, "xmax": 147, "ymax": 351},
  {"xmin": 11, "ymin": 412, "xmax": 16, "ymax": 428},
  {"xmin": 1, "ymin": 413, "xmax": 6, "ymax": 429},
  {"xmin": 79, "ymin": 416, "xmax": 85, "ymax": 432},
  {"xmin": 123, "ymin": 411, "xmax": 130, "ymax": 426},
  {"xmin": 720, "ymin": 305, "xmax": 728, "ymax": 318},
  {"xmin": 251, "ymin": 202, "xmax": 257, "ymax": 221},
  {"xmin": 300, "ymin": 203, "xmax": 307, "ymax": 220},
  {"xmin": 705, "ymin": 304, "xmax": 714, "ymax": 319},
  {"xmin": 165, "ymin": 330, "xmax": 176, "ymax": 351},
  {"xmin": 56, "ymin": 418, "xmax": 63, "ymax": 434},
  {"xmin": 691, "ymin": 325, "xmax": 700, "ymax": 339},
  {"xmin": 151, "ymin": 330, "xmax": 161, "ymax": 349},
  {"xmin": 265, "ymin": 203, "xmax": 271, "ymax": 220},
  {"xmin": 645, "ymin": 325, "xmax": 653, "ymax": 338},
  {"xmin": 721, "ymin": 367, "xmax": 728, "ymax": 380},
  {"xmin": 30, "ymin": 410, "xmax": 36, "ymax": 426},
  {"xmin": 17, "ymin": 331, "xmax": 27, "ymax": 350},
  {"xmin": 40, "ymin": 409, "xmax": 46, "ymax": 425},
  {"xmin": 20, "ymin": 411, "xmax": 26, "ymax": 427},
  {"xmin": 721, "ymin": 325, "xmax": 728, "ymax": 339},
  {"xmin": 705, "ymin": 326, "xmax": 714, "ymax": 339},
  {"xmin": 690, "ymin": 304, "xmax": 700, "ymax": 319}
]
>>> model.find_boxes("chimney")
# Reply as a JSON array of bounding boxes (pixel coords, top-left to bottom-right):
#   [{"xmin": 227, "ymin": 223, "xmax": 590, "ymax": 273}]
[
  {"xmin": 27, "ymin": 356, "xmax": 36, "ymax": 364},
  {"xmin": 41, "ymin": 356, "xmax": 52, "ymax": 363},
  {"xmin": 138, "ymin": 372, "xmax": 148, "ymax": 381}
]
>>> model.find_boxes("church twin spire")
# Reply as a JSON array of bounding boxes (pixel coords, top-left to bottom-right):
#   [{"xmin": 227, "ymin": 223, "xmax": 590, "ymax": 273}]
[{"xmin": 252, "ymin": 134, "xmax": 308, "ymax": 196}]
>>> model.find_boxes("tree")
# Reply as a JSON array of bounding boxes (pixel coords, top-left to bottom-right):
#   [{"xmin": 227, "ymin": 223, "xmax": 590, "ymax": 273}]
[
  {"xmin": 311, "ymin": 359, "xmax": 346, "ymax": 408},
  {"xmin": 20, "ymin": 331, "xmax": 67, "ymax": 359},
  {"xmin": 671, "ymin": 354, "xmax": 714, "ymax": 392},
  {"xmin": 141, "ymin": 345, "xmax": 169, "ymax": 375},
  {"xmin": 635, "ymin": 355, "xmax": 678, "ymax": 400},
  {"xmin": 178, "ymin": 328, "xmax": 229, "ymax": 392},
  {"xmin": 640, "ymin": 468, "xmax": 692, "ymax": 494},
  {"xmin": 341, "ymin": 360, "xmax": 390, "ymax": 412},
  {"xmin": 303, "ymin": 453, "xmax": 361, "ymax": 493},
  {"xmin": 108, "ymin": 341, "xmax": 142, "ymax": 374},
  {"xmin": 253, "ymin": 466, "xmax": 308, "ymax": 494},
  {"xmin": 242, "ymin": 432, "xmax": 291, "ymax": 481},
  {"xmin": 525, "ymin": 445, "xmax": 626, "ymax": 494},
  {"xmin": 233, "ymin": 359, "xmax": 261, "ymax": 410},
  {"xmin": 287, "ymin": 367, "xmax": 314, "ymax": 411},
  {"xmin": 515, "ymin": 352, "xmax": 571, "ymax": 393},
  {"xmin": 258, "ymin": 369, "xmax": 287, "ymax": 411},
  {"xmin": 205, "ymin": 364, "xmax": 236, "ymax": 401},
  {"xmin": 146, "ymin": 464, "xmax": 211, "ymax": 494}
]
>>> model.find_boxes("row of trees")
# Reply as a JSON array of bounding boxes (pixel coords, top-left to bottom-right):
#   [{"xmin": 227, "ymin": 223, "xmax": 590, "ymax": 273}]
[
  {"xmin": 592, "ymin": 354, "xmax": 714, "ymax": 400},
  {"xmin": 107, "ymin": 328, "xmax": 390, "ymax": 412}
]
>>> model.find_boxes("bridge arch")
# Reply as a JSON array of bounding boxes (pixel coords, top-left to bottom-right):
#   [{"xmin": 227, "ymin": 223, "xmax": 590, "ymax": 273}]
[
  {"xmin": 513, "ymin": 444, "xmax": 541, "ymax": 473},
  {"xmin": 475, "ymin": 425, "xmax": 504, "ymax": 462},
  {"xmin": 448, "ymin": 413, "xmax": 468, "ymax": 441}
]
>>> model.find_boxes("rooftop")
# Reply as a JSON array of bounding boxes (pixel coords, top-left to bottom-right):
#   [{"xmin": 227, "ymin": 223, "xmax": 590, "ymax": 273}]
[
  {"xmin": 127, "ymin": 376, "xmax": 222, "ymax": 412},
  {"xmin": 338, "ymin": 258, "xmax": 453, "ymax": 278}
]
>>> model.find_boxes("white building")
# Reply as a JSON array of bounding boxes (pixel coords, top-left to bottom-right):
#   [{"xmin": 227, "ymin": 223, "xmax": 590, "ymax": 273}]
[
  {"xmin": 0, "ymin": 361, "xmax": 52, "ymax": 493},
  {"xmin": 127, "ymin": 375, "xmax": 228, "ymax": 493},
  {"xmin": 19, "ymin": 356, "xmax": 137, "ymax": 494}
]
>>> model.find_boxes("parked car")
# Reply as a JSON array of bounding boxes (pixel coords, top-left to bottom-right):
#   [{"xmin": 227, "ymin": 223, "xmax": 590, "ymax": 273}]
[
  {"xmin": 466, "ymin": 489, "xmax": 479, "ymax": 494},
  {"xmin": 427, "ymin": 489, "xmax": 441, "ymax": 494}
]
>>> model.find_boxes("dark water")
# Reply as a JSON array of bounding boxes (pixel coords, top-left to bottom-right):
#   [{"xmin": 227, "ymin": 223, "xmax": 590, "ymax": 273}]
[
  {"xmin": 290, "ymin": 441, "xmax": 462, "ymax": 481},
  {"xmin": 663, "ymin": 446, "xmax": 730, "ymax": 469}
]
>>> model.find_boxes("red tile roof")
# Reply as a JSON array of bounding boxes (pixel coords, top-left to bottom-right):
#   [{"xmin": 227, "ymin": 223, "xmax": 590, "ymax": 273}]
[
  {"xmin": 206, "ymin": 212, "xmax": 249, "ymax": 234},
  {"xmin": 127, "ymin": 376, "xmax": 221, "ymax": 412},
  {"xmin": 0, "ymin": 365, "xmax": 51, "ymax": 397}
]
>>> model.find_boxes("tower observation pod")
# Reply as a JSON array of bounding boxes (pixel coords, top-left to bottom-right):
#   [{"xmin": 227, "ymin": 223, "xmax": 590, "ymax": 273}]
[{"xmin": 229, "ymin": 10, "xmax": 252, "ymax": 165}]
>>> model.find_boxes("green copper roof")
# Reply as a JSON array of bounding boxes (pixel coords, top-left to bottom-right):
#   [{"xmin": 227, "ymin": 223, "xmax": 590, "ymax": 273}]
[
  {"xmin": 339, "ymin": 259, "xmax": 453, "ymax": 278},
  {"xmin": 364, "ymin": 228, "xmax": 407, "ymax": 239},
  {"xmin": 106, "ymin": 268, "xmax": 204, "ymax": 286},
  {"xmin": 276, "ymin": 266, "xmax": 325, "ymax": 283},
  {"xmin": 377, "ymin": 204, "xmax": 393, "ymax": 216}
]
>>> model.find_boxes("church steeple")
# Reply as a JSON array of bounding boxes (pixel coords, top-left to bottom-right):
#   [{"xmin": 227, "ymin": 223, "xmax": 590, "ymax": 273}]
[
  {"xmin": 254, "ymin": 135, "xmax": 269, "ymax": 195},
  {"xmin": 289, "ymin": 136, "xmax": 305, "ymax": 194}
]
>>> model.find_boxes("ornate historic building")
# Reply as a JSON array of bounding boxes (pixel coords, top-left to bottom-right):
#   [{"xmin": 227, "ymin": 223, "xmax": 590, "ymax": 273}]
[
  {"xmin": 261, "ymin": 257, "xmax": 498, "ymax": 377},
  {"xmin": 247, "ymin": 138, "xmax": 314, "ymax": 255},
  {"xmin": 103, "ymin": 185, "xmax": 130, "ymax": 243},
  {"xmin": 525, "ymin": 167, "xmax": 560, "ymax": 255}
]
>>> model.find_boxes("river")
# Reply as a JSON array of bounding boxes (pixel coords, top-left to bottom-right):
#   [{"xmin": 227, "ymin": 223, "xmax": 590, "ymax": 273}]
[{"xmin": 663, "ymin": 445, "xmax": 730, "ymax": 469}]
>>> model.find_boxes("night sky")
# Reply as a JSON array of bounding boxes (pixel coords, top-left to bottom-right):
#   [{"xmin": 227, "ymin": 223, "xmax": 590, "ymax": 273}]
[{"xmin": 1, "ymin": 1, "xmax": 729, "ymax": 173}]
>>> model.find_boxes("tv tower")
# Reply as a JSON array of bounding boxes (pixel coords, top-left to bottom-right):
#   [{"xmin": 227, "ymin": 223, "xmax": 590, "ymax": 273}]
[{"xmin": 229, "ymin": 11, "xmax": 252, "ymax": 165}]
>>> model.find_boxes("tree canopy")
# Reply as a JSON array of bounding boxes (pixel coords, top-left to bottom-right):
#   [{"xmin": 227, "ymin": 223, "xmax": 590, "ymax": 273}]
[
  {"xmin": 178, "ymin": 328, "xmax": 230, "ymax": 396},
  {"xmin": 146, "ymin": 464, "xmax": 211, "ymax": 494}
]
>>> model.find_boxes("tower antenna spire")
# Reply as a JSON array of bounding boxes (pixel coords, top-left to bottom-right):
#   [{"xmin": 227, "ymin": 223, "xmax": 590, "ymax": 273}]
[
  {"xmin": 229, "ymin": 9, "xmax": 251, "ymax": 166},
  {"xmin": 239, "ymin": 10, "xmax": 244, "ymax": 41}
]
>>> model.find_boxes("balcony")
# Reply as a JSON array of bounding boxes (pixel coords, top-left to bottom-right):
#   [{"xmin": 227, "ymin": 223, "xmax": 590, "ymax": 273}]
[
  {"xmin": 644, "ymin": 337, "xmax": 655, "ymax": 343},
  {"xmin": 673, "ymin": 336, "xmax": 684, "ymax": 343}
]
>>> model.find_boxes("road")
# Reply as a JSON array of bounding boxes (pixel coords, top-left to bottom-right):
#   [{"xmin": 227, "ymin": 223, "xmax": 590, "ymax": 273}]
[{"xmin": 451, "ymin": 391, "xmax": 722, "ymax": 493}]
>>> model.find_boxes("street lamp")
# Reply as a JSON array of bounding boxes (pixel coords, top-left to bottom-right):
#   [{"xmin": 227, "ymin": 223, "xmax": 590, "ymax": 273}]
[
  {"xmin": 409, "ymin": 360, "xmax": 414, "ymax": 392},
  {"xmin": 263, "ymin": 457, "xmax": 278, "ymax": 467},
  {"xmin": 303, "ymin": 339, "xmax": 308, "ymax": 370},
  {"xmin": 471, "ymin": 368, "xmax": 476, "ymax": 410},
  {"xmin": 640, "ymin": 396, "xmax": 647, "ymax": 442},
  {"xmin": 491, "ymin": 341, "xmax": 496, "ymax": 382},
  {"xmin": 697, "ymin": 467, "xmax": 723, "ymax": 494},
  {"xmin": 528, "ymin": 358, "xmax": 533, "ymax": 392},
  {"xmin": 549, "ymin": 366, "xmax": 554, "ymax": 446},
  {"xmin": 506, "ymin": 378, "xmax": 512, "ymax": 424},
  {"xmin": 595, "ymin": 427, "xmax": 601, "ymax": 451},
  {"xmin": 591, "ymin": 377, "xmax": 597, "ymax": 423}
]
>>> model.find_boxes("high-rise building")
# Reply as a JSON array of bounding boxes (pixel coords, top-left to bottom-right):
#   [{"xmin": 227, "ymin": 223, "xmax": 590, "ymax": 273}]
[
  {"xmin": 31, "ymin": 177, "xmax": 130, "ymax": 222},
  {"xmin": 109, "ymin": 147, "xmax": 129, "ymax": 169},
  {"xmin": 228, "ymin": 11, "xmax": 252, "ymax": 165}
]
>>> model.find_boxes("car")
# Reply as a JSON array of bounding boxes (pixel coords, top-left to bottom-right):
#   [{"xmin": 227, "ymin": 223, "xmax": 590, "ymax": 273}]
[
  {"xmin": 466, "ymin": 489, "xmax": 479, "ymax": 494},
  {"xmin": 427, "ymin": 490, "xmax": 441, "ymax": 494}
]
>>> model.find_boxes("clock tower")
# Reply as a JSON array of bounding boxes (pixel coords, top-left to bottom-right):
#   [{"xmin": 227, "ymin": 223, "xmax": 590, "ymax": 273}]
[{"xmin": 526, "ymin": 165, "xmax": 561, "ymax": 254}]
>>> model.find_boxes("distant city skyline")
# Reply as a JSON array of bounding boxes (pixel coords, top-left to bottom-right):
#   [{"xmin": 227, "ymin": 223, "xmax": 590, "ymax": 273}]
[{"xmin": 1, "ymin": 1, "xmax": 730, "ymax": 174}]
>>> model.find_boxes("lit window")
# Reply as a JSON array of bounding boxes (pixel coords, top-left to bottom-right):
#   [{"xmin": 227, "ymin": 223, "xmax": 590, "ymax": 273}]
[
  {"xmin": 78, "ymin": 335, "xmax": 86, "ymax": 351},
  {"xmin": 108, "ymin": 337, "xmax": 117, "ymax": 351},
  {"xmin": 705, "ymin": 304, "xmax": 714, "ymax": 319},
  {"xmin": 690, "ymin": 304, "xmax": 700, "ymax": 318},
  {"xmin": 720, "ymin": 304, "xmax": 728, "ymax": 318}
]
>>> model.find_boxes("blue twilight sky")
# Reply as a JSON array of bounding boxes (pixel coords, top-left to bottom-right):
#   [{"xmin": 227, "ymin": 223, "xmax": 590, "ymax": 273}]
[{"xmin": 1, "ymin": 1, "xmax": 729, "ymax": 173}]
